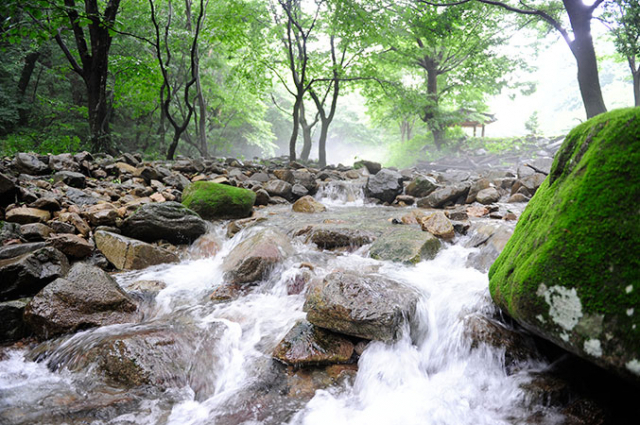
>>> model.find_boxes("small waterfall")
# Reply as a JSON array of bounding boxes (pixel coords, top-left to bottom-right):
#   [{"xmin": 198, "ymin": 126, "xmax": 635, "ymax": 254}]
[{"xmin": 315, "ymin": 180, "xmax": 366, "ymax": 207}]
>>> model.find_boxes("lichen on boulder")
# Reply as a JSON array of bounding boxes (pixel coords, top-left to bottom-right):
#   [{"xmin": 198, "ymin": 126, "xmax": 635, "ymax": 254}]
[
  {"xmin": 488, "ymin": 107, "xmax": 640, "ymax": 384},
  {"xmin": 182, "ymin": 181, "xmax": 256, "ymax": 219}
]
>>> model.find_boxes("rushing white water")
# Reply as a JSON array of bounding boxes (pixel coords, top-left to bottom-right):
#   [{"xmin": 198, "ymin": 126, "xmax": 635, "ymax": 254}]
[{"xmin": 0, "ymin": 201, "xmax": 563, "ymax": 425}]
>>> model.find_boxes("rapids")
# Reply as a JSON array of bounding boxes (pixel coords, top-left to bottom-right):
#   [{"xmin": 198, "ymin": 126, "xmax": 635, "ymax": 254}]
[{"xmin": 0, "ymin": 188, "xmax": 564, "ymax": 425}]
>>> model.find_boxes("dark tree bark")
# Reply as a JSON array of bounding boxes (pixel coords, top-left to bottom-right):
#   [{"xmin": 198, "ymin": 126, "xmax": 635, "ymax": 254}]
[
  {"xmin": 53, "ymin": 0, "xmax": 121, "ymax": 153},
  {"xmin": 299, "ymin": 99, "xmax": 318, "ymax": 161},
  {"xmin": 17, "ymin": 51, "xmax": 40, "ymax": 124}
]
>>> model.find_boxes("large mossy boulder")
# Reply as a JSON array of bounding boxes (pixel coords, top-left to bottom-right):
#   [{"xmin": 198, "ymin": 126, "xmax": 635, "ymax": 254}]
[
  {"xmin": 489, "ymin": 108, "xmax": 640, "ymax": 384},
  {"xmin": 182, "ymin": 181, "xmax": 256, "ymax": 219}
]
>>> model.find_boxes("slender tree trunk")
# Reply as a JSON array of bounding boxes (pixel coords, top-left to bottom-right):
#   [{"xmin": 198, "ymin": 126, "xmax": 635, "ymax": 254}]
[
  {"xmin": 17, "ymin": 51, "xmax": 40, "ymax": 124},
  {"xmin": 167, "ymin": 132, "xmax": 180, "ymax": 160},
  {"xmin": 86, "ymin": 69, "xmax": 111, "ymax": 153},
  {"xmin": 299, "ymin": 100, "xmax": 316, "ymax": 161},
  {"xmin": 563, "ymin": 0, "xmax": 606, "ymax": 118},
  {"xmin": 289, "ymin": 96, "xmax": 302, "ymax": 162},
  {"xmin": 318, "ymin": 118, "xmax": 329, "ymax": 167},
  {"xmin": 630, "ymin": 58, "xmax": 640, "ymax": 107},
  {"xmin": 423, "ymin": 65, "xmax": 444, "ymax": 150}
]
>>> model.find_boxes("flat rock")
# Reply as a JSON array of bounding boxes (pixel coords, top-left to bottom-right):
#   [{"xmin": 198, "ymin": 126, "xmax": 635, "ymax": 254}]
[
  {"xmin": 273, "ymin": 320, "xmax": 354, "ymax": 366},
  {"xmin": 24, "ymin": 262, "xmax": 138, "ymax": 339},
  {"xmin": 94, "ymin": 230, "xmax": 179, "ymax": 270},
  {"xmin": 304, "ymin": 271, "xmax": 419, "ymax": 342},
  {"xmin": 66, "ymin": 187, "xmax": 98, "ymax": 206},
  {"xmin": 0, "ymin": 246, "xmax": 69, "ymax": 300},
  {"xmin": 307, "ymin": 226, "xmax": 375, "ymax": 250},
  {"xmin": 121, "ymin": 201, "xmax": 207, "ymax": 244},
  {"xmin": 5, "ymin": 207, "xmax": 51, "ymax": 224},
  {"xmin": 417, "ymin": 183, "xmax": 470, "ymax": 208}
]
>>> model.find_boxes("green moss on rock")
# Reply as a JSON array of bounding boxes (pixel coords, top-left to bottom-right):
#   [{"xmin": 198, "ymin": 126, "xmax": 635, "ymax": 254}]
[
  {"xmin": 488, "ymin": 107, "xmax": 640, "ymax": 383},
  {"xmin": 182, "ymin": 181, "xmax": 256, "ymax": 219}
]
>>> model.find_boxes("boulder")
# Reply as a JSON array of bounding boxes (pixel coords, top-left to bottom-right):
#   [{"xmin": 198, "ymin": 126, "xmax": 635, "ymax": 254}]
[
  {"xmin": 304, "ymin": 271, "xmax": 420, "ymax": 342},
  {"xmin": 0, "ymin": 298, "xmax": 31, "ymax": 342},
  {"xmin": 24, "ymin": 262, "xmax": 137, "ymax": 339},
  {"xmin": 5, "ymin": 207, "xmax": 51, "ymax": 224},
  {"xmin": 264, "ymin": 179, "xmax": 293, "ymax": 200},
  {"xmin": 405, "ymin": 174, "xmax": 439, "ymax": 198},
  {"xmin": 365, "ymin": 168, "xmax": 403, "ymax": 203},
  {"xmin": 417, "ymin": 183, "xmax": 470, "ymax": 208},
  {"xmin": 465, "ymin": 223, "xmax": 513, "ymax": 272},
  {"xmin": 353, "ymin": 160, "xmax": 381, "ymax": 175},
  {"xmin": 121, "ymin": 201, "xmax": 207, "ymax": 244},
  {"xmin": 475, "ymin": 187, "xmax": 501, "ymax": 205},
  {"xmin": 182, "ymin": 181, "xmax": 256, "ymax": 219},
  {"xmin": 66, "ymin": 187, "xmax": 98, "ymax": 206},
  {"xmin": 15, "ymin": 153, "xmax": 48, "ymax": 175},
  {"xmin": 48, "ymin": 153, "xmax": 80, "ymax": 172},
  {"xmin": 291, "ymin": 183, "xmax": 309, "ymax": 199},
  {"xmin": 222, "ymin": 229, "xmax": 293, "ymax": 285},
  {"xmin": 53, "ymin": 171, "xmax": 86, "ymax": 188},
  {"xmin": 94, "ymin": 230, "xmax": 179, "ymax": 270},
  {"xmin": 369, "ymin": 227, "xmax": 441, "ymax": 264},
  {"xmin": 0, "ymin": 247, "xmax": 69, "ymax": 300},
  {"xmin": 308, "ymin": 226, "xmax": 375, "ymax": 250},
  {"xmin": 489, "ymin": 108, "xmax": 640, "ymax": 384},
  {"xmin": 48, "ymin": 233, "xmax": 94, "ymax": 259},
  {"xmin": 0, "ymin": 242, "xmax": 47, "ymax": 260},
  {"xmin": 273, "ymin": 320, "xmax": 354, "ymax": 366},
  {"xmin": 292, "ymin": 196, "xmax": 327, "ymax": 213},
  {"xmin": 419, "ymin": 211, "xmax": 455, "ymax": 239}
]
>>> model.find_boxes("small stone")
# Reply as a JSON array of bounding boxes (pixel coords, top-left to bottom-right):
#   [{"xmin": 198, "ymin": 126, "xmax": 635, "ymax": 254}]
[{"xmin": 292, "ymin": 196, "xmax": 327, "ymax": 213}]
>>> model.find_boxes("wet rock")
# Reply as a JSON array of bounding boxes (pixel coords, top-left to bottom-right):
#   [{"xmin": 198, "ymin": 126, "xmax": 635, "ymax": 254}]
[
  {"xmin": 512, "ymin": 173, "xmax": 546, "ymax": 197},
  {"xmin": 417, "ymin": 183, "xmax": 470, "ymax": 208},
  {"xmin": 467, "ymin": 205, "xmax": 490, "ymax": 217},
  {"xmin": 369, "ymin": 227, "xmax": 441, "ymax": 264},
  {"xmin": 49, "ymin": 220, "xmax": 76, "ymax": 234},
  {"xmin": 444, "ymin": 206, "xmax": 468, "ymax": 221},
  {"xmin": 58, "ymin": 212, "xmax": 91, "ymax": 236},
  {"xmin": 286, "ymin": 268, "xmax": 312, "ymax": 295},
  {"xmin": 182, "ymin": 181, "xmax": 256, "ymax": 219},
  {"xmin": 465, "ymin": 223, "xmax": 513, "ymax": 272},
  {"xmin": 189, "ymin": 233, "xmax": 221, "ymax": 259},
  {"xmin": 223, "ymin": 229, "xmax": 293, "ymax": 285},
  {"xmin": 291, "ymin": 183, "xmax": 309, "ymax": 199},
  {"xmin": 304, "ymin": 271, "xmax": 419, "ymax": 342},
  {"xmin": 66, "ymin": 187, "xmax": 98, "ymax": 206},
  {"xmin": 489, "ymin": 108, "xmax": 640, "ymax": 384},
  {"xmin": 308, "ymin": 226, "xmax": 375, "ymax": 250},
  {"xmin": 29, "ymin": 194, "xmax": 61, "ymax": 211},
  {"xmin": 354, "ymin": 159, "xmax": 381, "ymax": 175},
  {"xmin": 264, "ymin": 179, "xmax": 293, "ymax": 200},
  {"xmin": 254, "ymin": 188, "xmax": 270, "ymax": 206},
  {"xmin": 405, "ymin": 174, "xmax": 439, "ymax": 198},
  {"xmin": 48, "ymin": 234, "xmax": 94, "ymax": 259},
  {"xmin": 0, "ymin": 242, "xmax": 47, "ymax": 260},
  {"xmin": 5, "ymin": 207, "xmax": 51, "ymax": 224},
  {"xmin": 465, "ymin": 178, "xmax": 490, "ymax": 204},
  {"xmin": 475, "ymin": 187, "xmax": 501, "ymax": 205},
  {"xmin": 292, "ymin": 196, "xmax": 326, "ymax": 213},
  {"xmin": 365, "ymin": 168, "xmax": 403, "ymax": 203},
  {"xmin": 0, "ymin": 298, "xmax": 31, "ymax": 341},
  {"xmin": 0, "ymin": 247, "xmax": 69, "ymax": 300},
  {"xmin": 395, "ymin": 194, "xmax": 415, "ymax": 205},
  {"xmin": 273, "ymin": 320, "xmax": 354, "ymax": 366},
  {"xmin": 53, "ymin": 171, "xmax": 86, "ymax": 188},
  {"xmin": 507, "ymin": 193, "xmax": 529, "ymax": 203},
  {"xmin": 226, "ymin": 216, "xmax": 267, "ymax": 238},
  {"xmin": 49, "ymin": 153, "xmax": 80, "ymax": 172},
  {"xmin": 20, "ymin": 223, "xmax": 53, "ymax": 241},
  {"xmin": 15, "ymin": 153, "xmax": 48, "ymax": 175},
  {"xmin": 85, "ymin": 203, "xmax": 119, "ymax": 226},
  {"xmin": 24, "ymin": 262, "xmax": 138, "ymax": 339},
  {"xmin": 419, "ymin": 211, "xmax": 455, "ymax": 240},
  {"xmin": 121, "ymin": 201, "xmax": 207, "ymax": 244},
  {"xmin": 94, "ymin": 230, "xmax": 179, "ymax": 270}
]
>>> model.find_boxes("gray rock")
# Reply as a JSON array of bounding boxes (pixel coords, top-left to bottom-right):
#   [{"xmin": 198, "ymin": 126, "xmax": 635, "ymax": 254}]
[
  {"xmin": 292, "ymin": 170, "xmax": 318, "ymax": 194},
  {"xmin": 163, "ymin": 172, "xmax": 191, "ymax": 190},
  {"xmin": 0, "ymin": 242, "xmax": 47, "ymax": 260},
  {"xmin": 465, "ymin": 178, "xmax": 490, "ymax": 204},
  {"xmin": 49, "ymin": 220, "xmax": 77, "ymax": 234},
  {"xmin": 66, "ymin": 187, "xmax": 98, "ymax": 206},
  {"xmin": 354, "ymin": 160, "xmax": 382, "ymax": 175},
  {"xmin": 121, "ymin": 201, "xmax": 207, "ymax": 244},
  {"xmin": 405, "ymin": 174, "xmax": 439, "ymax": 198},
  {"xmin": 0, "ymin": 247, "xmax": 70, "ymax": 300},
  {"xmin": 24, "ymin": 262, "xmax": 138, "ymax": 339},
  {"xmin": 49, "ymin": 153, "xmax": 80, "ymax": 172},
  {"xmin": 365, "ymin": 168, "xmax": 403, "ymax": 203},
  {"xmin": 369, "ymin": 227, "xmax": 441, "ymax": 264},
  {"xmin": 475, "ymin": 187, "xmax": 501, "ymax": 205},
  {"xmin": 94, "ymin": 230, "xmax": 180, "ymax": 270},
  {"xmin": 465, "ymin": 223, "xmax": 513, "ymax": 272},
  {"xmin": 508, "ymin": 193, "xmax": 530, "ymax": 203},
  {"xmin": 264, "ymin": 179, "xmax": 293, "ymax": 200},
  {"xmin": 20, "ymin": 223, "xmax": 53, "ymax": 241},
  {"xmin": 53, "ymin": 171, "xmax": 86, "ymax": 188},
  {"xmin": 0, "ymin": 298, "xmax": 31, "ymax": 342},
  {"xmin": 15, "ymin": 153, "xmax": 49, "ymax": 175},
  {"xmin": 0, "ymin": 221, "xmax": 22, "ymax": 244},
  {"xmin": 308, "ymin": 226, "xmax": 375, "ymax": 250},
  {"xmin": 304, "ymin": 271, "xmax": 419, "ymax": 342},
  {"xmin": 417, "ymin": 183, "xmax": 470, "ymax": 208},
  {"xmin": 291, "ymin": 183, "xmax": 309, "ymax": 199},
  {"xmin": 273, "ymin": 320, "xmax": 354, "ymax": 366},
  {"xmin": 223, "ymin": 229, "xmax": 293, "ymax": 285}
]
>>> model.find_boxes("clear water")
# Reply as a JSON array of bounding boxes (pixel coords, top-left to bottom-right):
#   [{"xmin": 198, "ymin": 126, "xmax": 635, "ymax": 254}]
[{"xmin": 0, "ymin": 191, "xmax": 561, "ymax": 425}]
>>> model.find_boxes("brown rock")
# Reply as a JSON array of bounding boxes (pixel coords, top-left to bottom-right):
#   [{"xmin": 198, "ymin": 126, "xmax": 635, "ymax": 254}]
[
  {"xmin": 419, "ymin": 211, "xmax": 455, "ymax": 239},
  {"xmin": 273, "ymin": 321, "xmax": 354, "ymax": 366},
  {"xmin": 467, "ymin": 205, "xmax": 490, "ymax": 217},
  {"xmin": 94, "ymin": 230, "xmax": 179, "ymax": 270},
  {"xmin": 48, "ymin": 234, "xmax": 94, "ymax": 259},
  {"xmin": 292, "ymin": 196, "xmax": 326, "ymax": 213},
  {"xmin": 58, "ymin": 212, "xmax": 92, "ymax": 236},
  {"xmin": 5, "ymin": 207, "xmax": 51, "ymax": 224}
]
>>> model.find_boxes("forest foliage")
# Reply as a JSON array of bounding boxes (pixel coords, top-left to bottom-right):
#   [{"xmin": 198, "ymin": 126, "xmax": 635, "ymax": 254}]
[{"xmin": 0, "ymin": 0, "xmax": 636, "ymax": 167}]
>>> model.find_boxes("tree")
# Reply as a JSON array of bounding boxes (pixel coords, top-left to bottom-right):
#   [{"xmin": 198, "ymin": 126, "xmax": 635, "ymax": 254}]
[
  {"xmin": 421, "ymin": 0, "xmax": 607, "ymax": 119},
  {"xmin": 602, "ymin": 0, "xmax": 640, "ymax": 106}
]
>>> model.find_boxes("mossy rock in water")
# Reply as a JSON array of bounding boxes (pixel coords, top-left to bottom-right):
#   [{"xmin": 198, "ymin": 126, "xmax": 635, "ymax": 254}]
[
  {"xmin": 489, "ymin": 107, "xmax": 640, "ymax": 384},
  {"xmin": 182, "ymin": 181, "xmax": 256, "ymax": 219}
]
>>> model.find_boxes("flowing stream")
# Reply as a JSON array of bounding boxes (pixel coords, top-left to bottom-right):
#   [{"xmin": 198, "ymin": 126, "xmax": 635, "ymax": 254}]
[{"xmin": 0, "ymin": 187, "xmax": 563, "ymax": 425}]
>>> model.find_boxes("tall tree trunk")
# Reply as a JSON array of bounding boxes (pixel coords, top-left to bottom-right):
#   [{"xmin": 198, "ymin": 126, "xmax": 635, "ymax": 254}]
[
  {"xmin": 289, "ymin": 96, "xmax": 302, "ymax": 162},
  {"xmin": 317, "ymin": 118, "xmax": 329, "ymax": 168},
  {"xmin": 167, "ymin": 132, "xmax": 180, "ymax": 160},
  {"xmin": 563, "ymin": 0, "xmax": 607, "ymax": 118},
  {"xmin": 85, "ymin": 68, "xmax": 112, "ymax": 153},
  {"xmin": 422, "ymin": 64, "xmax": 443, "ymax": 150},
  {"xmin": 299, "ymin": 100, "xmax": 316, "ymax": 161},
  {"xmin": 17, "ymin": 51, "xmax": 40, "ymax": 124}
]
